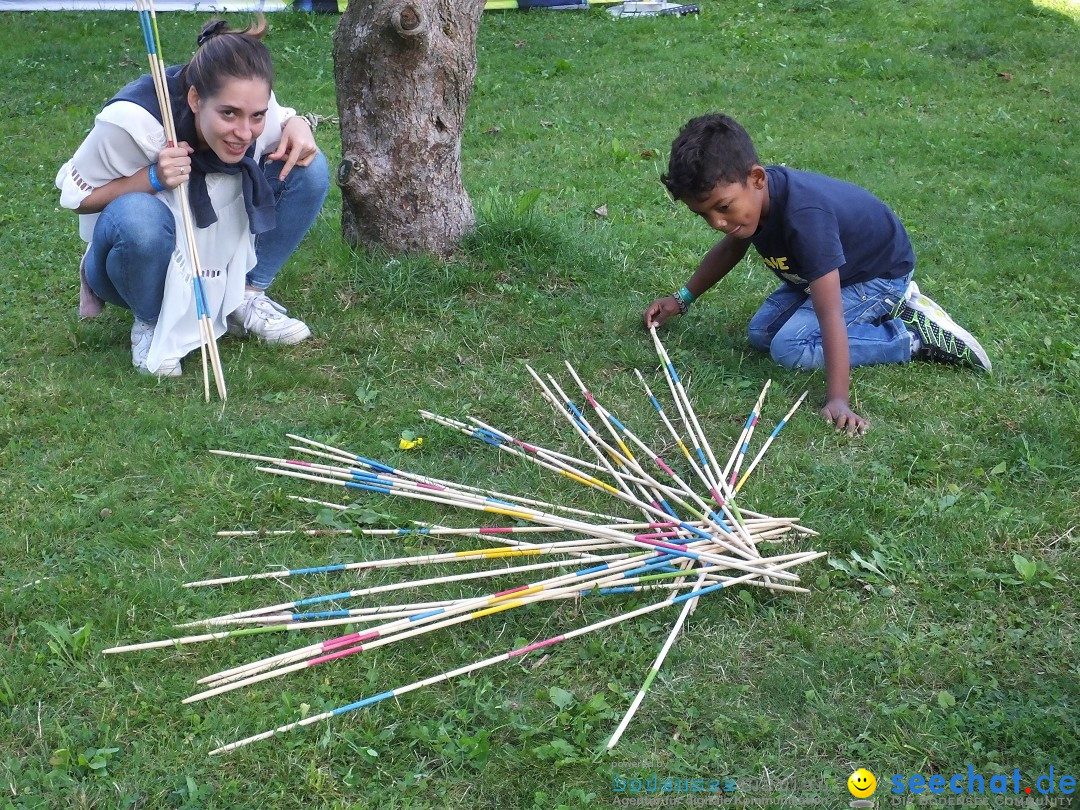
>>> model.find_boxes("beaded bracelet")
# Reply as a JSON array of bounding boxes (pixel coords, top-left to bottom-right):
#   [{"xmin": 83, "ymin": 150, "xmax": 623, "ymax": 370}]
[
  {"xmin": 147, "ymin": 163, "xmax": 166, "ymax": 193},
  {"xmin": 672, "ymin": 285, "xmax": 696, "ymax": 314},
  {"xmin": 675, "ymin": 285, "xmax": 697, "ymax": 305}
]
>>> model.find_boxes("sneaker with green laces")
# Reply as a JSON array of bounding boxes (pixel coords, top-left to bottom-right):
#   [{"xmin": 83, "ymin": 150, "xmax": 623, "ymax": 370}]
[{"xmin": 892, "ymin": 282, "xmax": 992, "ymax": 371}]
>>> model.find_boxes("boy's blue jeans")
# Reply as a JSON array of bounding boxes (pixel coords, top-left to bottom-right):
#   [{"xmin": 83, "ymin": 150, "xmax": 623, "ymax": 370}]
[
  {"xmin": 747, "ymin": 271, "xmax": 914, "ymax": 370},
  {"xmin": 84, "ymin": 150, "xmax": 330, "ymax": 323}
]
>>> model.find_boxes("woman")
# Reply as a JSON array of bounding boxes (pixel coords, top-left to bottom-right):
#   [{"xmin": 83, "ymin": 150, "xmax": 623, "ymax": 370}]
[{"xmin": 56, "ymin": 16, "xmax": 329, "ymax": 377}]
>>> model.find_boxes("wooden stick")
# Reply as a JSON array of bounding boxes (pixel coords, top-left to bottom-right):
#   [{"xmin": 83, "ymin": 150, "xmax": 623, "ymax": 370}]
[
  {"xmin": 107, "ymin": 570, "xmax": 725, "ymax": 656},
  {"xmin": 524, "ymin": 365, "xmax": 647, "ymax": 510},
  {"xmin": 723, "ymin": 378, "xmax": 771, "ymax": 485},
  {"xmin": 183, "ymin": 540, "xmax": 630, "ymax": 588},
  {"xmin": 286, "ymin": 433, "xmax": 634, "ymax": 525},
  {"xmin": 250, "ymin": 464, "xmax": 803, "ymax": 582},
  {"xmin": 208, "ymin": 591, "xmax": 689, "ymax": 755},
  {"xmin": 215, "ymin": 518, "xmax": 693, "ymax": 539},
  {"xmin": 177, "ymin": 553, "xmax": 640, "ymax": 629},
  {"xmin": 648, "ymin": 329, "xmax": 722, "ymax": 482},
  {"xmin": 633, "ymin": 366, "xmax": 742, "ymax": 531},
  {"xmin": 191, "ymin": 549, "xmax": 822, "ymax": 693},
  {"xmin": 137, "ymin": 0, "xmax": 226, "ymax": 399},
  {"xmin": 605, "ymin": 571, "xmax": 706, "ymax": 749},
  {"xmin": 185, "ymin": 552, "xmax": 687, "ymax": 697},
  {"xmin": 735, "ymin": 391, "xmax": 809, "ymax": 494},
  {"xmin": 560, "ymin": 362, "xmax": 691, "ymax": 524},
  {"xmin": 425, "ymin": 410, "xmax": 697, "ymax": 512},
  {"xmin": 206, "ymin": 552, "xmax": 821, "ymax": 755},
  {"xmin": 566, "ymin": 362, "xmax": 756, "ymax": 558}
]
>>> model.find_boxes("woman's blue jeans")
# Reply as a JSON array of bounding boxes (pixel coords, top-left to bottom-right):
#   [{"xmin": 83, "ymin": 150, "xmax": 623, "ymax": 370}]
[
  {"xmin": 84, "ymin": 150, "xmax": 330, "ymax": 322},
  {"xmin": 747, "ymin": 271, "xmax": 914, "ymax": 370}
]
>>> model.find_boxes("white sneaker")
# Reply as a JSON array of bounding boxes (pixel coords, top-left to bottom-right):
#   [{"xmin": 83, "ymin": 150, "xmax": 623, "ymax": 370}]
[
  {"xmin": 227, "ymin": 289, "xmax": 311, "ymax": 345},
  {"xmin": 131, "ymin": 319, "xmax": 182, "ymax": 377},
  {"xmin": 893, "ymin": 282, "xmax": 992, "ymax": 372}
]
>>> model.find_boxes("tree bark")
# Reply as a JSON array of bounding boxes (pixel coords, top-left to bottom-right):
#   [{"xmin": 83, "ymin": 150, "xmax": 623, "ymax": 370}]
[{"xmin": 332, "ymin": 0, "xmax": 484, "ymax": 257}]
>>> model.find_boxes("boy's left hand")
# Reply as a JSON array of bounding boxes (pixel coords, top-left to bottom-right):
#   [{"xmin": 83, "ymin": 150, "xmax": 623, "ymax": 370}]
[
  {"xmin": 643, "ymin": 296, "xmax": 683, "ymax": 329},
  {"xmin": 820, "ymin": 398, "xmax": 869, "ymax": 436}
]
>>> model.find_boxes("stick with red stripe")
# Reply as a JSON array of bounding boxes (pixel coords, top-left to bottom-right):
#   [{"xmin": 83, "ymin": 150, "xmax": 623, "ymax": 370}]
[
  {"xmin": 206, "ymin": 552, "xmax": 820, "ymax": 755},
  {"xmin": 723, "ymin": 379, "xmax": 771, "ymax": 487}
]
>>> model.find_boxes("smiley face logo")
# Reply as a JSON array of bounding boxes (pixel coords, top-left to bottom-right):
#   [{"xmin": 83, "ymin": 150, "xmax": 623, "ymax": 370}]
[{"xmin": 847, "ymin": 768, "xmax": 877, "ymax": 798}]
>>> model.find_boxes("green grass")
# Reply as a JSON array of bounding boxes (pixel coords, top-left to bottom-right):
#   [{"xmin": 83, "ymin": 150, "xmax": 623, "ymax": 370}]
[{"xmin": 2, "ymin": 1, "xmax": 1078, "ymax": 808}]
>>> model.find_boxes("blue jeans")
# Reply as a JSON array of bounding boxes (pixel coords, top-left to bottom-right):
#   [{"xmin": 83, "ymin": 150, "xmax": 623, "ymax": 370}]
[
  {"xmin": 747, "ymin": 272, "xmax": 914, "ymax": 369},
  {"xmin": 249, "ymin": 150, "xmax": 330, "ymax": 289},
  {"xmin": 84, "ymin": 149, "xmax": 330, "ymax": 318}
]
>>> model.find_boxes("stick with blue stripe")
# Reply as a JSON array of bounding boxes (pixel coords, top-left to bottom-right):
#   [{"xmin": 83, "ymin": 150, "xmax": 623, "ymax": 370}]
[
  {"xmin": 633, "ymin": 367, "xmax": 736, "ymax": 515},
  {"xmin": 188, "ymin": 532, "xmax": 815, "ymax": 690},
  {"xmin": 183, "ymin": 537, "xmax": 629, "ymax": 588},
  {"xmin": 206, "ymin": 552, "xmax": 818, "ymax": 755},
  {"xmin": 207, "ymin": 589, "xmax": 694, "ymax": 755},
  {"xmin": 560, "ymin": 361, "xmax": 694, "ymax": 523},
  {"xmin": 545, "ymin": 369, "xmax": 682, "ymax": 528},
  {"xmin": 539, "ymin": 371, "xmax": 729, "ymax": 558},
  {"xmin": 251, "ymin": 464, "xmax": 804, "ymax": 582},
  {"xmin": 116, "ymin": 555, "xmax": 684, "ymax": 660},
  {"xmin": 640, "ymin": 337, "xmax": 751, "ymax": 535},
  {"xmin": 723, "ymin": 378, "xmax": 771, "ymax": 486},
  {"xmin": 185, "ymin": 552, "xmax": 704, "ymax": 700},
  {"xmin": 105, "ymin": 575, "xmax": 743, "ymax": 656},
  {"xmin": 648, "ymin": 327, "xmax": 729, "ymax": 501},
  {"xmin": 135, "ymin": 0, "xmax": 226, "ymax": 400},
  {"xmin": 289, "ymin": 431, "xmax": 634, "ymax": 525},
  {"xmin": 563, "ymin": 361, "xmax": 757, "ymax": 559},
  {"xmin": 526, "ymin": 364, "xmax": 658, "ymax": 519},
  {"xmin": 187, "ymin": 551, "xmax": 668, "ymax": 689},
  {"xmin": 421, "ymin": 411, "xmax": 686, "ymax": 510},
  {"xmin": 735, "ymin": 390, "xmax": 809, "ymax": 494},
  {"xmin": 180, "ymin": 554, "xmax": 636, "ymax": 631},
  {"xmin": 528, "ymin": 367, "xmax": 729, "ymax": 542}
]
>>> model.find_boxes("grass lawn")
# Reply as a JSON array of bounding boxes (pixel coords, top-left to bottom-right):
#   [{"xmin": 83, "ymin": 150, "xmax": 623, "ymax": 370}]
[{"xmin": 1, "ymin": 1, "xmax": 1078, "ymax": 808}]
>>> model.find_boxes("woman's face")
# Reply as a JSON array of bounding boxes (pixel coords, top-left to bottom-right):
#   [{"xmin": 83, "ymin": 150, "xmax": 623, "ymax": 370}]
[{"xmin": 187, "ymin": 76, "xmax": 271, "ymax": 163}]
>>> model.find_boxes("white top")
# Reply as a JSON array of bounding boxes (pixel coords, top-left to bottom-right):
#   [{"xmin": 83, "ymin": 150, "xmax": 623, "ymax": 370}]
[{"xmin": 56, "ymin": 90, "xmax": 296, "ymax": 371}]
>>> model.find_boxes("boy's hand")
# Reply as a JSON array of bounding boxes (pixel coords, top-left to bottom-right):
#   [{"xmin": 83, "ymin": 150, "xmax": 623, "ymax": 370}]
[
  {"xmin": 644, "ymin": 296, "xmax": 683, "ymax": 329},
  {"xmin": 820, "ymin": 398, "xmax": 869, "ymax": 436}
]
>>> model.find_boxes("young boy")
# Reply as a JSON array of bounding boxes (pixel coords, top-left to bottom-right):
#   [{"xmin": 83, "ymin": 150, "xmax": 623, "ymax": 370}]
[{"xmin": 644, "ymin": 113, "xmax": 991, "ymax": 435}]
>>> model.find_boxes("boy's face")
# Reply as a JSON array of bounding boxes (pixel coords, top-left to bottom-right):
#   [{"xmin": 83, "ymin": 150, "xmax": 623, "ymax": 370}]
[{"xmin": 682, "ymin": 166, "xmax": 769, "ymax": 238}]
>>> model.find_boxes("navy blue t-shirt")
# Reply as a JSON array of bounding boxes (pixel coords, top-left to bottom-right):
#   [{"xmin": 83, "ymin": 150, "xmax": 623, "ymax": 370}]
[{"xmin": 749, "ymin": 166, "xmax": 914, "ymax": 289}]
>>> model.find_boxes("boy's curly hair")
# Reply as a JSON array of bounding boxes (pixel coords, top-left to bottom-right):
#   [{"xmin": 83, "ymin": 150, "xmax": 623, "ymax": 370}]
[{"xmin": 661, "ymin": 114, "xmax": 760, "ymax": 201}]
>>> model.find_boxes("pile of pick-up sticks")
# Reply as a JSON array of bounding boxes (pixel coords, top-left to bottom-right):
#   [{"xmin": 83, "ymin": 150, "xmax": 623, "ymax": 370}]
[{"xmin": 104, "ymin": 329, "xmax": 819, "ymax": 755}]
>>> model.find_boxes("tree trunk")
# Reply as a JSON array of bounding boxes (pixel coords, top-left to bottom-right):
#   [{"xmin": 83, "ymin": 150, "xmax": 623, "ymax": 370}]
[{"xmin": 332, "ymin": 0, "xmax": 484, "ymax": 257}]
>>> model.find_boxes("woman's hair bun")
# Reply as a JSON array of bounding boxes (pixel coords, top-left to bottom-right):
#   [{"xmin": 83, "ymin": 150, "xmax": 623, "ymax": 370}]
[{"xmin": 196, "ymin": 19, "xmax": 230, "ymax": 47}]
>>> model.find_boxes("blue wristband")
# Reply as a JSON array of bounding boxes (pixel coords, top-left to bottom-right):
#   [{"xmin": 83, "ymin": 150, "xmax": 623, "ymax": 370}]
[
  {"xmin": 675, "ymin": 286, "xmax": 697, "ymax": 304},
  {"xmin": 147, "ymin": 163, "xmax": 166, "ymax": 193}
]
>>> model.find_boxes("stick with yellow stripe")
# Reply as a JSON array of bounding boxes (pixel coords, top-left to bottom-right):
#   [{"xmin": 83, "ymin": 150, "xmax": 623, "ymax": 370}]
[
  {"xmin": 187, "ymin": 546, "xmax": 821, "ymax": 698},
  {"xmin": 206, "ymin": 552, "xmax": 821, "ymax": 755}
]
